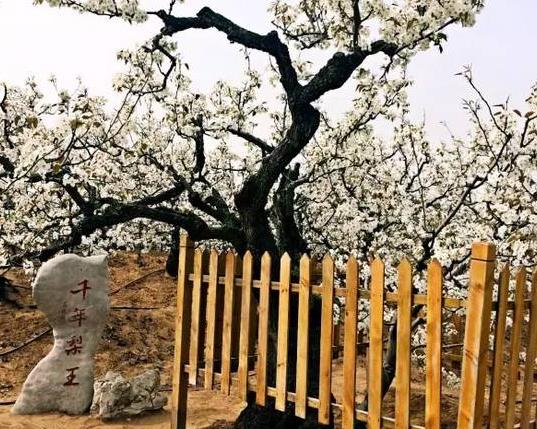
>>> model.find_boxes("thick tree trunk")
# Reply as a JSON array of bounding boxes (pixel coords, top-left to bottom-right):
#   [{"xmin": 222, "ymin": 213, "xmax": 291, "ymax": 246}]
[{"xmin": 166, "ymin": 226, "xmax": 181, "ymax": 277}]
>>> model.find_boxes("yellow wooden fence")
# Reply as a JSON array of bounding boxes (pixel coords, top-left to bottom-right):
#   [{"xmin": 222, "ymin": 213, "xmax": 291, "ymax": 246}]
[{"xmin": 169, "ymin": 235, "xmax": 537, "ymax": 429}]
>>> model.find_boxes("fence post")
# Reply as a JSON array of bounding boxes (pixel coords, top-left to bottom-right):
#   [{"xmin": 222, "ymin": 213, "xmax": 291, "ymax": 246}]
[
  {"xmin": 457, "ymin": 242, "xmax": 496, "ymax": 429},
  {"xmin": 171, "ymin": 234, "xmax": 195, "ymax": 429}
]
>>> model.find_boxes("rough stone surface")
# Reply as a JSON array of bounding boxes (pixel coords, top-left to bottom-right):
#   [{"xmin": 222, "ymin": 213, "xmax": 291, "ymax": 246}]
[
  {"xmin": 90, "ymin": 370, "xmax": 167, "ymax": 419},
  {"xmin": 12, "ymin": 254, "xmax": 109, "ymax": 415}
]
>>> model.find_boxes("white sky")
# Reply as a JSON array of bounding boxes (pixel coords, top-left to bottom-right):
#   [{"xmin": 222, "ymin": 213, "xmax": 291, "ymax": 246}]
[{"xmin": 0, "ymin": 0, "xmax": 535, "ymax": 140}]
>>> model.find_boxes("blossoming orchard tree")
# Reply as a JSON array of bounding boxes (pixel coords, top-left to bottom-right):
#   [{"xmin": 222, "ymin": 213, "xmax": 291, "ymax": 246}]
[{"xmin": 2, "ymin": 0, "xmax": 537, "ymax": 427}]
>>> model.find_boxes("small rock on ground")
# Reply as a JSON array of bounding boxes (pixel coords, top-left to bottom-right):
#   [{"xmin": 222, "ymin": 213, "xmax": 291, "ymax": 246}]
[{"xmin": 91, "ymin": 369, "xmax": 167, "ymax": 419}]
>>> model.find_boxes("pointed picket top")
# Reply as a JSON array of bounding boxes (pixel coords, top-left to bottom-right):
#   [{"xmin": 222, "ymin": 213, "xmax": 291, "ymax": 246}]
[
  {"xmin": 496, "ymin": 264, "xmax": 510, "ymax": 298},
  {"xmin": 299, "ymin": 254, "xmax": 311, "ymax": 290},
  {"xmin": 428, "ymin": 258, "xmax": 442, "ymax": 272},
  {"xmin": 281, "ymin": 252, "xmax": 291, "ymax": 264},
  {"xmin": 194, "ymin": 247, "xmax": 204, "ymax": 258},
  {"xmin": 260, "ymin": 251, "xmax": 272, "ymax": 286},
  {"xmin": 225, "ymin": 251, "xmax": 235, "ymax": 279},
  {"xmin": 371, "ymin": 256, "xmax": 385, "ymax": 271},
  {"xmin": 345, "ymin": 256, "xmax": 359, "ymax": 291},
  {"xmin": 261, "ymin": 251, "xmax": 272, "ymax": 264},
  {"xmin": 322, "ymin": 253, "xmax": 334, "ymax": 268},
  {"xmin": 398, "ymin": 257, "xmax": 412, "ymax": 275},
  {"xmin": 208, "ymin": 248, "xmax": 219, "ymax": 273},
  {"xmin": 346, "ymin": 256, "xmax": 358, "ymax": 279},
  {"xmin": 243, "ymin": 250, "xmax": 253, "ymax": 265},
  {"xmin": 427, "ymin": 259, "xmax": 443, "ymax": 287},
  {"xmin": 516, "ymin": 266, "xmax": 527, "ymax": 290},
  {"xmin": 280, "ymin": 253, "xmax": 291, "ymax": 290},
  {"xmin": 530, "ymin": 266, "xmax": 537, "ymax": 305},
  {"xmin": 225, "ymin": 250, "xmax": 235, "ymax": 264},
  {"xmin": 427, "ymin": 258, "xmax": 443, "ymax": 277},
  {"xmin": 398, "ymin": 258, "xmax": 412, "ymax": 294}
]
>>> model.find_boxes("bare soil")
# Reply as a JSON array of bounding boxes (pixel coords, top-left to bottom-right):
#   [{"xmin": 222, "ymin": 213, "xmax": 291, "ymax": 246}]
[{"xmin": 0, "ymin": 252, "xmax": 462, "ymax": 428}]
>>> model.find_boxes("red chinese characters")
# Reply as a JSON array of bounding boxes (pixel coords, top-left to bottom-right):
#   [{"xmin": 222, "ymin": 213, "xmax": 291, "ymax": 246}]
[
  {"xmin": 64, "ymin": 335, "xmax": 83, "ymax": 355},
  {"xmin": 68, "ymin": 307, "xmax": 87, "ymax": 327},
  {"xmin": 63, "ymin": 366, "xmax": 80, "ymax": 386},
  {"xmin": 63, "ymin": 279, "xmax": 92, "ymax": 388},
  {"xmin": 70, "ymin": 279, "xmax": 91, "ymax": 300}
]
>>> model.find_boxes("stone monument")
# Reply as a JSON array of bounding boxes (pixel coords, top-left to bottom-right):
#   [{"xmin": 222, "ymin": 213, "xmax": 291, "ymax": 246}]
[{"xmin": 12, "ymin": 254, "xmax": 109, "ymax": 415}]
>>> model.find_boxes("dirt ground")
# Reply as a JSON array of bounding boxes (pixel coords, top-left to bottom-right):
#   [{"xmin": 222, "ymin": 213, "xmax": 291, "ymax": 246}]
[{"xmin": 0, "ymin": 252, "xmax": 462, "ymax": 429}]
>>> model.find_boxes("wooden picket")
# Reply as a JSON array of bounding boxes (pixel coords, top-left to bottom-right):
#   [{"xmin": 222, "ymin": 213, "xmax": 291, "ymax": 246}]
[
  {"xmin": 318, "ymin": 255, "xmax": 335, "ymax": 425},
  {"xmin": 237, "ymin": 251, "xmax": 253, "ymax": 401},
  {"xmin": 368, "ymin": 258, "xmax": 385, "ymax": 429},
  {"xmin": 171, "ymin": 234, "xmax": 537, "ymax": 429},
  {"xmin": 425, "ymin": 260, "xmax": 442, "ymax": 429},
  {"xmin": 220, "ymin": 252, "xmax": 236, "ymax": 395},
  {"xmin": 457, "ymin": 243, "xmax": 496, "ymax": 429},
  {"xmin": 520, "ymin": 269, "xmax": 537, "ymax": 428},
  {"xmin": 396, "ymin": 259, "xmax": 412, "ymax": 429},
  {"xmin": 342, "ymin": 257, "xmax": 359, "ymax": 429},
  {"xmin": 488, "ymin": 265, "xmax": 509, "ymax": 429},
  {"xmin": 256, "ymin": 252, "xmax": 271, "ymax": 406},
  {"xmin": 295, "ymin": 254, "xmax": 311, "ymax": 419},
  {"xmin": 188, "ymin": 249, "xmax": 204, "ymax": 386},
  {"xmin": 204, "ymin": 250, "xmax": 219, "ymax": 390},
  {"xmin": 275, "ymin": 253, "xmax": 291, "ymax": 411},
  {"xmin": 505, "ymin": 268, "xmax": 526, "ymax": 429}
]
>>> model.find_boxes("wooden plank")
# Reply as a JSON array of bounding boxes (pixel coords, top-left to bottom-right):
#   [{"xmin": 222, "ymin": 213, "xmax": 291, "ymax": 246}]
[
  {"xmin": 505, "ymin": 268, "xmax": 526, "ymax": 429},
  {"xmin": 221, "ymin": 251, "xmax": 236, "ymax": 395},
  {"xmin": 276, "ymin": 253, "xmax": 292, "ymax": 411},
  {"xmin": 318, "ymin": 255, "xmax": 335, "ymax": 425},
  {"xmin": 188, "ymin": 249, "xmax": 204, "ymax": 386},
  {"xmin": 171, "ymin": 235, "xmax": 194, "ymax": 429},
  {"xmin": 342, "ymin": 257, "xmax": 359, "ymax": 429},
  {"xmin": 426, "ymin": 259, "xmax": 442, "ymax": 429},
  {"xmin": 369, "ymin": 258, "xmax": 385, "ymax": 429},
  {"xmin": 457, "ymin": 243, "xmax": 496, "ymax": 429},
  {"xmin": 238, "ymin": 251, "xmax": 253, "ymax": 401},
  {"xmin": 295, "ymin": 254, "xmax": 312, "ymax": 419},
  {"xmin": 204, "ymin": 249, "xmax": 219, "ymax": 390},
  {"xmin": 214, "ymin": 255, "xmax": 226, "ymax": 373},
  {"xmin": 256, "ymin": 252, "xmax": 271, "ymax": 406},
  {"xmin": 231, "ymin": 255, "xmax": 243, "ymax": 361},
  {"xmin": 488, "ymin": 265, "xmax": 510, "ymax": 429},
  {"xmin": 396, "ymin": 259, "xmax": 412, "ymax": 429},
  {"xmin": 520, "ymin": 269, "xmax": 537, "ymax": 428},
  {"xmin": 188, "ymin": 273, "xmax": 469, "ymax": 309}
]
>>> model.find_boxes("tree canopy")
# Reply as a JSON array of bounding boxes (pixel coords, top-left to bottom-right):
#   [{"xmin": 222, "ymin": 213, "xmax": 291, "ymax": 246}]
[{"xmin": 2, "ymin": 0, "xmax": 536, "ymax": 279}]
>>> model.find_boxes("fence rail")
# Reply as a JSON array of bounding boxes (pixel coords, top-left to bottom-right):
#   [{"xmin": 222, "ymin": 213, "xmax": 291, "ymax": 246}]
[{"xmin": 170, "ymin": 235, "xmax": 537, "ymax": 429}]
